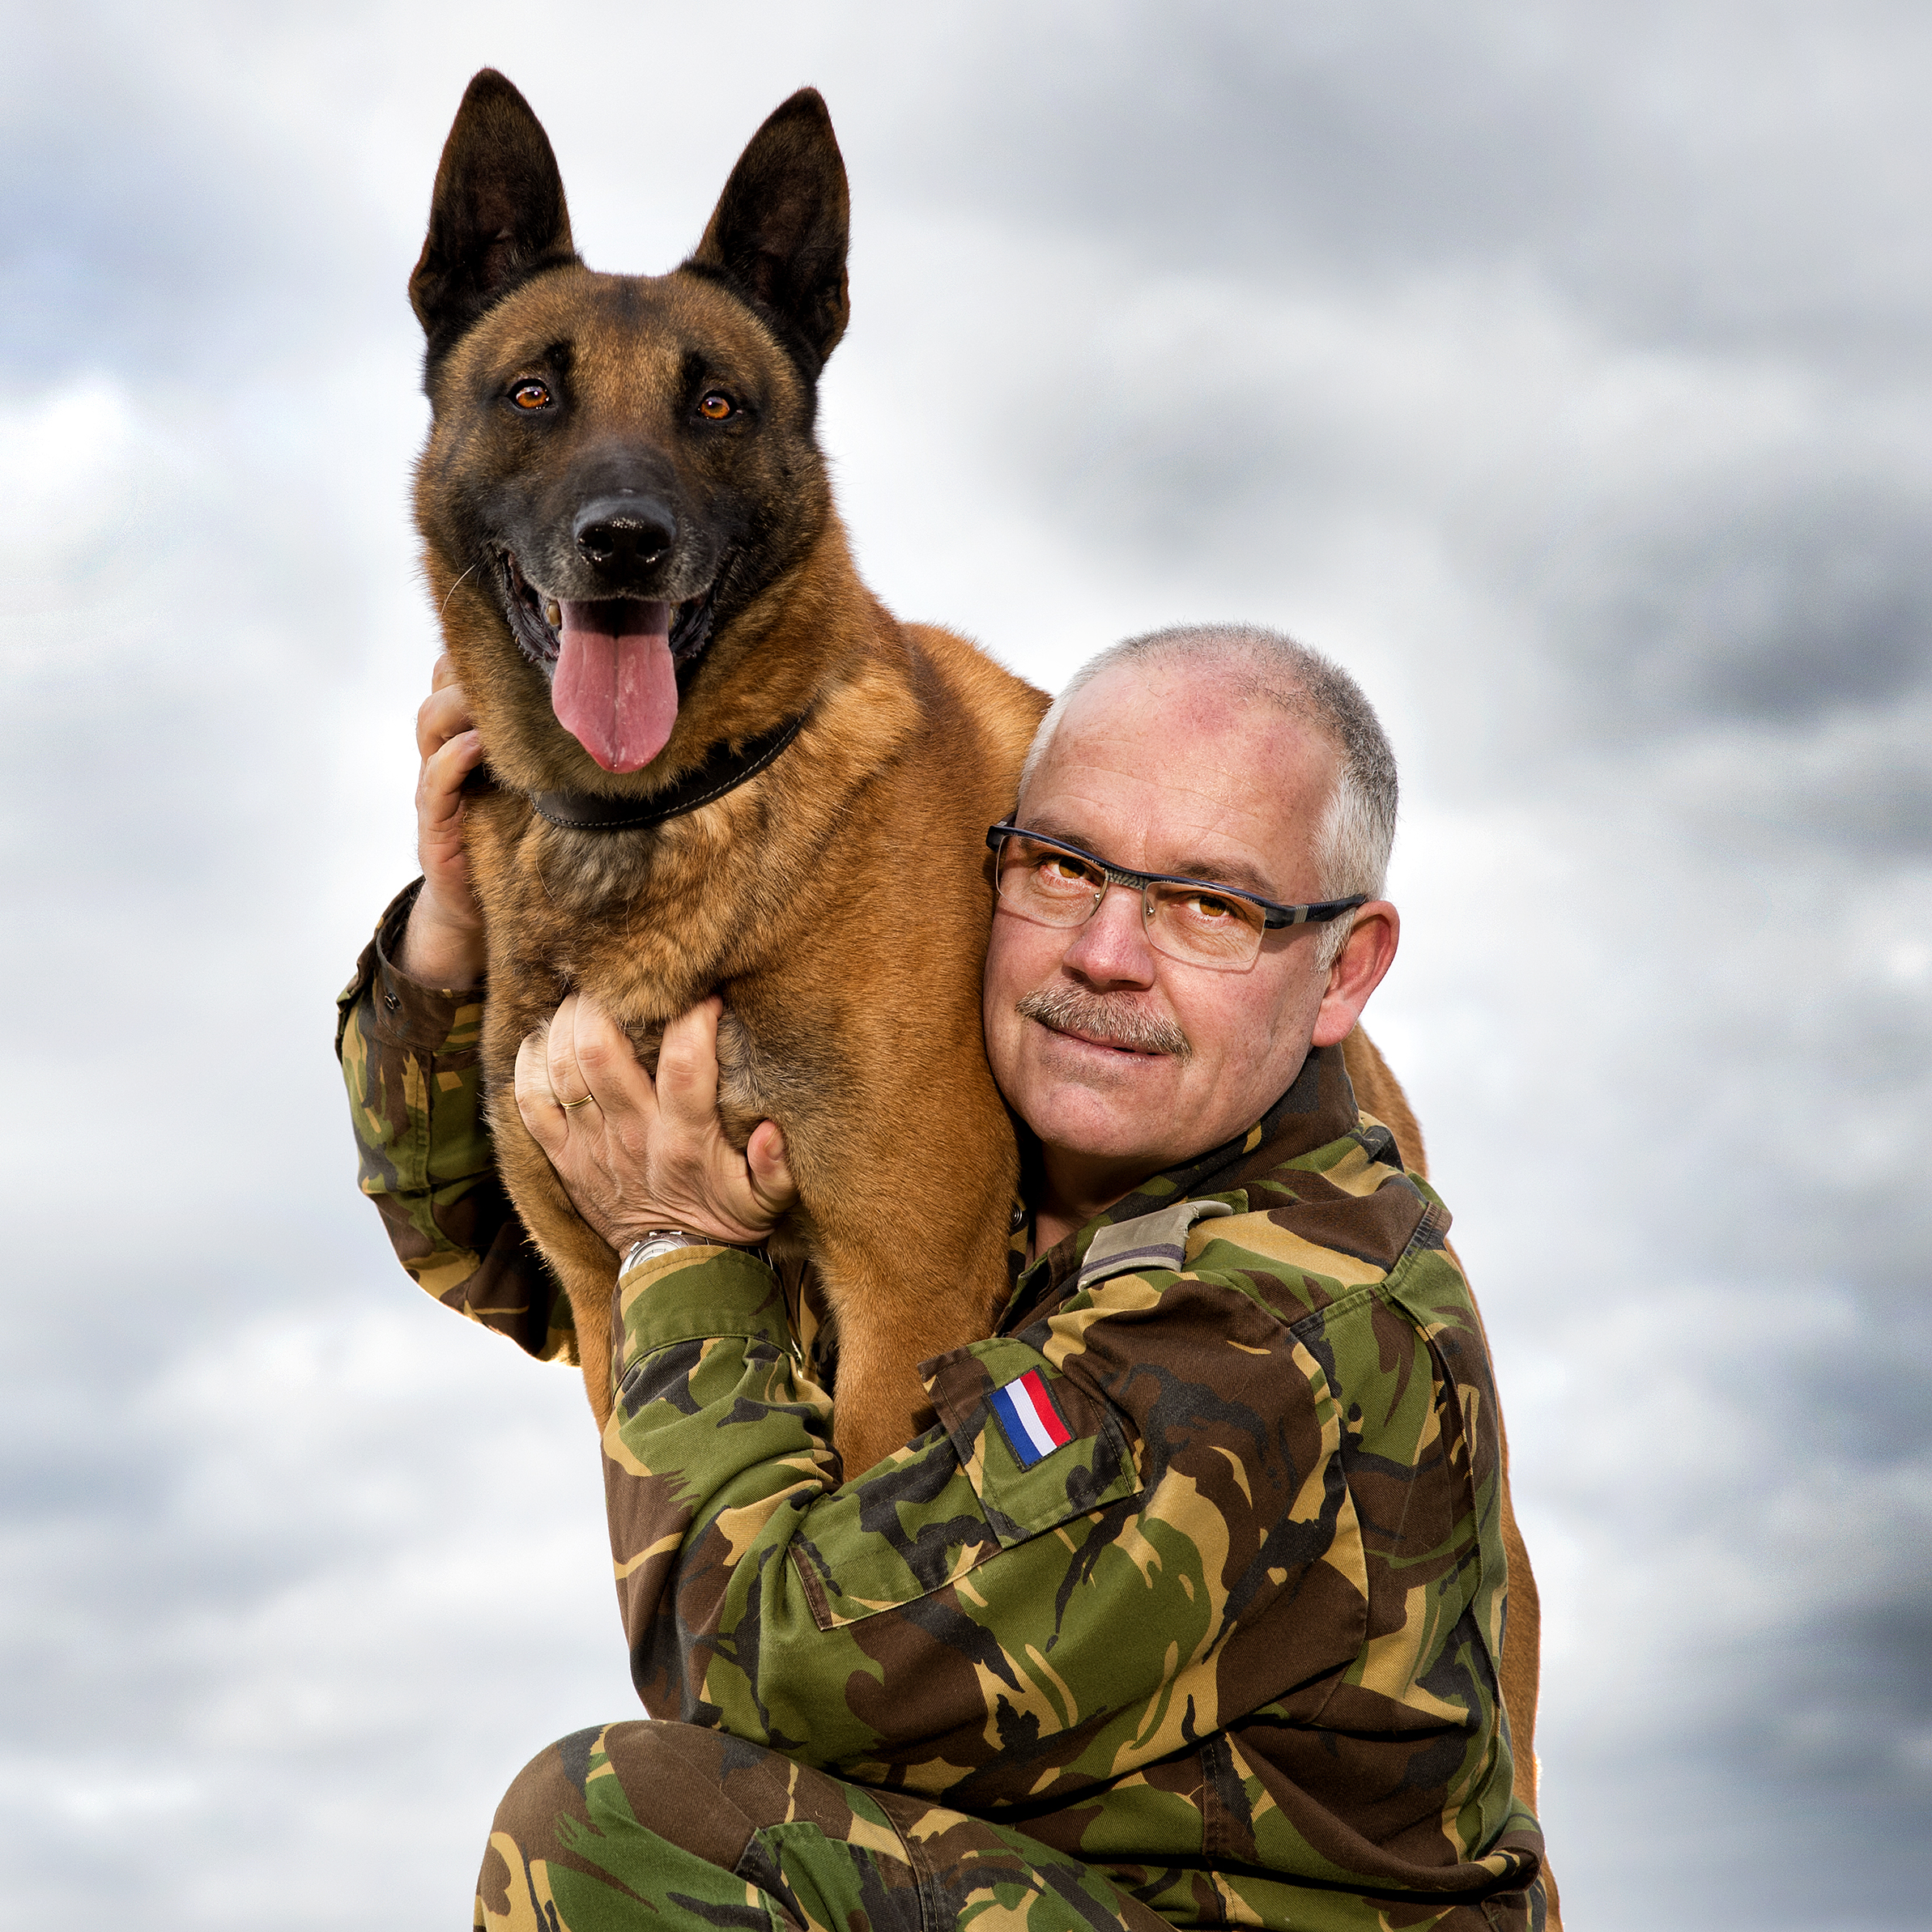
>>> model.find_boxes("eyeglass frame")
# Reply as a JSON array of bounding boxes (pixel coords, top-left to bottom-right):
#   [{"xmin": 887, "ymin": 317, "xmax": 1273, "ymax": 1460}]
[{"xmin": 984, "ymin": 823, "xmax": 1368, "ymax": 955}]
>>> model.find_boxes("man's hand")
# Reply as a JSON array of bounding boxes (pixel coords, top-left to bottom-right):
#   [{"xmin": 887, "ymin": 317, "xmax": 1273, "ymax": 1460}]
[
  {"xmin": 515, "ymin": 992, "xmax": 797, "ymax": 1253},
  {"xmin": 398, "ymin": 652, "xmax": 488, "ymax": 989}
]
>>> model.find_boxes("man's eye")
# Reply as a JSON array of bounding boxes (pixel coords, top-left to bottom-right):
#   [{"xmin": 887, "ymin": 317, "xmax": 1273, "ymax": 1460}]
[
  {"xmin": 1174, "ymin": 890, "xmax": 1250, "ymax": 927},
  {"xmin": 511, "ymin": 381, "xmax": 552, "ymax": 410},
  {"xmin": 697, "ymin": 391, "xmax": 735, "ymax": 420},
  {"xmin": 1038, "ymin": 857, "xmax": 1096, "ymax": 889}
]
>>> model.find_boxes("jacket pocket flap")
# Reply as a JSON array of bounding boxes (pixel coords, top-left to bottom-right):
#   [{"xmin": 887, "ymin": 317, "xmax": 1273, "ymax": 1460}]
[{"xmin": 928, "ymin": 1336, "xmax": 1140, "ymax": 1546}]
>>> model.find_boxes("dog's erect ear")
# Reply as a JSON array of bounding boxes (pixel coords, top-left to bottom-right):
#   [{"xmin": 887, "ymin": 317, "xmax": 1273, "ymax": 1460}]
[
  {"xmin": 686, "ymin": 89, "xmax": 850, "ymax": 378},
  {"xmin": 410, "ymin": 70, "xmax": 578, "ymax": 367}
]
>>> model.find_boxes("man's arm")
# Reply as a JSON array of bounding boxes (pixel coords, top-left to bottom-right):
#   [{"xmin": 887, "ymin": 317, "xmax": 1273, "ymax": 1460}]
[
  {"xmin": 602, "ymin": 1238, "xmax": 1271, "ymax": 1782},
  {"xmin": 336, "ymin": 882, "xmax": 576, "ymax": 1361},
  {"xmin": 334, "ymin": 653, "xmax": 574, "ymax": 1361}
]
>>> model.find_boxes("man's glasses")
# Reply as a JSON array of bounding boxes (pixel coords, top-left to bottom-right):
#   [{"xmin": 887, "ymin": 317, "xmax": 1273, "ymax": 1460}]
[{"xmin": 985, "ymin": 824, "xmax": 1366, "ymax": 972}]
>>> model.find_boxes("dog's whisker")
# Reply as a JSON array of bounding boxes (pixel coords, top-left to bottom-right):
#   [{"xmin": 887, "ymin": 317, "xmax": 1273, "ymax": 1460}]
[{"xmin": 439, "ymin": 563, "xmax": 478, "ymax": 618}]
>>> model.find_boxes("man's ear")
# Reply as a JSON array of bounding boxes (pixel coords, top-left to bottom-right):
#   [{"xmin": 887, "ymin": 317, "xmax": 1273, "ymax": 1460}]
[
  {"xmin": 1310, "ymin": 901, "xmax": 1400, "ymax": 1049},
  {"xmin": 409, "ymin": 70, "xmax": 578, "ymax": 368},
  {"xmin": 684, "ymin": 88, "xmax": 850, "ymax": 379}
]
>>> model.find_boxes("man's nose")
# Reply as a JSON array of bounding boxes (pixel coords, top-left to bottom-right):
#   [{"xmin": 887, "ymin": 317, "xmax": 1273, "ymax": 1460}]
[{"xmin": 1059, "ymin": 883, "xmax": 1157, "ymax": 986}]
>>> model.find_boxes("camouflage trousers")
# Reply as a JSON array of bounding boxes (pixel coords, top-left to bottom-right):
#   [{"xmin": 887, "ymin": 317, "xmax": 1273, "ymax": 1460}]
[{"xmin": 476, "ymin": 1720, "xmax": 1170, "ymax": 1932}]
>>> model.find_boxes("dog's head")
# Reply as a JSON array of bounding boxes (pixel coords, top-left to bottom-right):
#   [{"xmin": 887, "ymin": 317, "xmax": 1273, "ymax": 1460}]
[{"xmin": 411, "ymin": 70, "xmax": 850, "ymax": 783}]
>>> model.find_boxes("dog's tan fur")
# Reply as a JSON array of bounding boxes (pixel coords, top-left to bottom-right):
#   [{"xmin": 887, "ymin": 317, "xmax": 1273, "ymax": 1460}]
[{"xmin": 407, "ymin": 71, "xmax": 1545, "ymax": 1841}]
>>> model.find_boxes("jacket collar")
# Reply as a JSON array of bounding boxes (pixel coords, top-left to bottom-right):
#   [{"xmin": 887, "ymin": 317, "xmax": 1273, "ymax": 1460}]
[{"xmin": 1003, "ymin": 1040, "xmax": 1362, "ymax": 1326}]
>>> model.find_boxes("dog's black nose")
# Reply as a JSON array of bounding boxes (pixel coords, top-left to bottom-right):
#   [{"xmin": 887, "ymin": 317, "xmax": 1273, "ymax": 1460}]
[{"xmin": 573, "ymin": 496, "xmax": 678, "ymax": 572}]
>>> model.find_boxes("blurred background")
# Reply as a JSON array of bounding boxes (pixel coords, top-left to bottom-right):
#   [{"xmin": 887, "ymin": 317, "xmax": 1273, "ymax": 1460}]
[{"xmin": 3, "ymin": 2, "xmax": 1928, "ymax": 1924}]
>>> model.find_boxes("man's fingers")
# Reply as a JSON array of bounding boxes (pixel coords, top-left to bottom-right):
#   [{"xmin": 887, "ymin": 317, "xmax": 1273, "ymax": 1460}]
[
  {"xmin": 416, "ymin": 680, "xmax": 476, "ymax": 760},
  {"xmin": 513, "ymin": 990, "xmax": 794, "ymax": 1250},
  {"xmin": 564, "ymin": 994, "xmax": 657, "ymax": 1122},
  {"xmin": 514, "ymin": 1030, "xmax": 567, "ymax": 1154},
  {"xmin": 655, "ymin": 998, "xmax": 725, "ymax": 1129},
  {"xmin": 544, "ymin": 993, "xmax": 590, "ymax": 1105},
  {"xmin": 420, "ymin": 730, "xmax": 485, "ymax": 827},
  {"xmin": 402, "ymin": 651, "xmax": 488, "ymax": 990},
  {"xmin": 746, "ymin": 1121, "xmax": 798, "ymax": 1217}
]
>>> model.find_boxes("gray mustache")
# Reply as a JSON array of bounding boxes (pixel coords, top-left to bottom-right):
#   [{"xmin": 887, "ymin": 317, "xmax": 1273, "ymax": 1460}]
[{"xmin": 1015, "ymin": 986, "xmax": 1193, "ymax": 1061}]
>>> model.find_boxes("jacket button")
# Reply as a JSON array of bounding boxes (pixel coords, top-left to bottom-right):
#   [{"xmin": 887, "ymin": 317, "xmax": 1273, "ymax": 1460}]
[{"xmin": 383, "ymin": 990, "xmax": 400, "ymax": 1013}]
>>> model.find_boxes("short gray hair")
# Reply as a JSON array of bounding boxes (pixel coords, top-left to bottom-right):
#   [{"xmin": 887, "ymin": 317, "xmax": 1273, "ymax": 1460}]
[{"xmin": 1016, "ymin": 623, "xmax": 1398, "ymax": 967}]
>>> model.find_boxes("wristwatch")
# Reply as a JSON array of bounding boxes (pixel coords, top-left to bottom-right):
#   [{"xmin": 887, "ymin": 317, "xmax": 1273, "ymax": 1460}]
[{"xmin": 620, "ymin": 1230, "xmax": 743, "ymax": 1274}]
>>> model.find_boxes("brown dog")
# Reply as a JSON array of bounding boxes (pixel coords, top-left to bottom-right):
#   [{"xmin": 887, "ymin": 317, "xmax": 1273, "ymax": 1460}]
[
  {"xmin": 411, "ymin": 72, "xmax": 1044, "ymax": 1477},
  {"xmin": 407, "ymin": 70, "xmax": 1545, "ymax": 1832}
]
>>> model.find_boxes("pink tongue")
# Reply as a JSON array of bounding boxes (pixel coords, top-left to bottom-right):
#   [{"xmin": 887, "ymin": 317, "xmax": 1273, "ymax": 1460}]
[{"xmin": 552, "ymin": 600, "xmax": 677, "ymax": 772}]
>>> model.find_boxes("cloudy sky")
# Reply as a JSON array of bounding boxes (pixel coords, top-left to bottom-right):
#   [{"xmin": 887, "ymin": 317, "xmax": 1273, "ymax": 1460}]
[{"xmin": 4, "ymin": 2, "xmax": 1928, "ymax": 1924}]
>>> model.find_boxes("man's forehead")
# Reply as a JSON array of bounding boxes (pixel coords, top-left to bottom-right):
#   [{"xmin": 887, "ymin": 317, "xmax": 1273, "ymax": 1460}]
[
  {"xmin": 1075, "ymin": 657, "xmax": 1326, "ymax": 740},
  {"xmin": 1019, "ymin": 663, "xmax": 1338, "ymax": 888},
  {"xmin": 1036, "ymin": 664, "xmax": 1336, "ymax": 793}
]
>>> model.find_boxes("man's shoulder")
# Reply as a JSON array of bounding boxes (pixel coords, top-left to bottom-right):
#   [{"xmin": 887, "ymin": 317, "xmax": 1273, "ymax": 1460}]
[
  {"xmin": 1075, "ymin": 1116, "xmax": 1467, "ymax": 1338},
  {"xmin": 1211, "ymin": 1111, "xmax": 1446, "ymax": 1279}
]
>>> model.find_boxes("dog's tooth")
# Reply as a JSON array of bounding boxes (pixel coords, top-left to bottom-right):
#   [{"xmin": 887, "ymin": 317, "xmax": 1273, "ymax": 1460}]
[{"xmin": 545, "ymin": 600, "xmax": 561, "ymax": 628}]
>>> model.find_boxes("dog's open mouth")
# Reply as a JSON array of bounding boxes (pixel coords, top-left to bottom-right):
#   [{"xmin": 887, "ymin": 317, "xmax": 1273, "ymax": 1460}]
[
  {"xmin": 495, "ymin": 550, "xmax": 718, "ymax": 673},
  {"xmin": 493, "ymin": 550, "xmax": 721, "ymax": 774}
]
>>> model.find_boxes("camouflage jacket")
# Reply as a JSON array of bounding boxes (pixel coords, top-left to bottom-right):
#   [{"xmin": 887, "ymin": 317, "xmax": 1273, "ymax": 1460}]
[{"xmin": 338, "ymin": 883, "xmax": 1547, "ymax": 1930}]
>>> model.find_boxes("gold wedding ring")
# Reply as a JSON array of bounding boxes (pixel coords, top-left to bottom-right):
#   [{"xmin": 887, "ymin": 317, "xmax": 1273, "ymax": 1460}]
[{"xmin": 559, "ymin": 1092, "xmax": 596, "ymax": 1110}]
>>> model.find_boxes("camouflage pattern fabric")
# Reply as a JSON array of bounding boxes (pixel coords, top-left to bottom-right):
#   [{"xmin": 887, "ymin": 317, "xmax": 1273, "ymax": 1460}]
[
  {"xmin": 339, "ymin": 894, "xmax": 1547, "ymax": 1929},
  {"xmin": 337, "ymin": 881, "xmax": 577, "ymax": 1362},
  {"xmin": 479, "ymin": 1720, "xmax": 1172, "ymax": 1932}
]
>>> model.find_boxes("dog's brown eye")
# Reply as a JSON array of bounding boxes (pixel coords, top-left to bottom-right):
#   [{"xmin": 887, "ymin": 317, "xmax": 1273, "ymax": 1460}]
[
  {"xmin": 511, "ymin": 381, "xmax": 552, "ymax": 410},
  {"xmin": 698, "ymin": 391, "xmax": 734, "ymax": 420}
]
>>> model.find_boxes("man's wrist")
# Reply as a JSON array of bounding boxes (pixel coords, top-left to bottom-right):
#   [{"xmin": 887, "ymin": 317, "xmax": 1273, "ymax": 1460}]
[
  {"xmin": 398, "ymin": 889, "xmax": 487, "ymax": 990},
  {"xmin": 619, "ymin": 1229, "xmax": 761, "ymax": 1275},
  {"xmin": 613, "ymin": 1239, "xmax": 789, "ymax": 1380}
]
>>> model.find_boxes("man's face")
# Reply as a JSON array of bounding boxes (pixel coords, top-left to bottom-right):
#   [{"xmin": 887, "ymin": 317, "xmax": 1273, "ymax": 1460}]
[{"xmin": 982, "ymin": 660, "xmax": 1347, "ymax": 1182}]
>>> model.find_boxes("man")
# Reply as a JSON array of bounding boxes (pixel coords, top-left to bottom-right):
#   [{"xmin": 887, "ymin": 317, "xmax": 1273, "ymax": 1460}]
[{"xmin": 338, "ymin": 623, "xmax": 1547, "ymax": 1930}]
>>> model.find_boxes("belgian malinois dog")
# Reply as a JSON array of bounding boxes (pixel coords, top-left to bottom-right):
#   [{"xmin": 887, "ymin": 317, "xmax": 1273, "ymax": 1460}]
[
  {"xmin": 403, "ymin": 87, "xmax": 1543, "ymax": 1839},
  {"xmin": 411, "ymin": 71, "xmax": 1045, "ymax": 1477}
]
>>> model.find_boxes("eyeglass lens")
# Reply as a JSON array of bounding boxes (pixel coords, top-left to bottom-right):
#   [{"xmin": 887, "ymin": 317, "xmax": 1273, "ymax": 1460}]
[{"xmin": 994, "ymin": 835, "xmax": 1266, "ymax": 968}]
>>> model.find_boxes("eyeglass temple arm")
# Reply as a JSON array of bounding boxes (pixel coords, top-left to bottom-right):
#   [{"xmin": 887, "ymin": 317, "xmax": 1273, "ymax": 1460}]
[{"xmin": 1263, "ymin": 894, "xmax": 1371, "ymax": 930}]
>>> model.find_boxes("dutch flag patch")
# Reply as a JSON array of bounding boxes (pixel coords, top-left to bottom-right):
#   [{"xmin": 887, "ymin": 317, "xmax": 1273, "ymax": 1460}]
[{"xmin": 989, "ymin": 1369, "xmax": 1073, "ymax": 1469}]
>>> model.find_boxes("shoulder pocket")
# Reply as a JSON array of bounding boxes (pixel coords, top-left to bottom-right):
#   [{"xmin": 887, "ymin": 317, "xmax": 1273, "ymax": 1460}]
[
  {"xmin": 786, "ymin": 1343, "xmax": 1141, "ymax": 1631},
  {"xmin": 925, "ymin": 1336, "xmax": 1141, "ymax": 1547}
]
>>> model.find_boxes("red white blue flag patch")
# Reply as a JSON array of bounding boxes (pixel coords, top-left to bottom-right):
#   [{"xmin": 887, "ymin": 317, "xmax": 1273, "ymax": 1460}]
[{"xmin": 989, "ymin": 1369, "xmax": 1072, "ymax": 1468}]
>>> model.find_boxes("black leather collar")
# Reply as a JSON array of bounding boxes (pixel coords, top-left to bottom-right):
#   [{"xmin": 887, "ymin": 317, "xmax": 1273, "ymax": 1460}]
[{"xmin": 527, "ymin": 711, "xmax": 808, "ymax": 832}]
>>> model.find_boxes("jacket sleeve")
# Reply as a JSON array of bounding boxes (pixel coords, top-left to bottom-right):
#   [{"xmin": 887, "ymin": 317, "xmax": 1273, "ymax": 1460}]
[
  {"xmin": 601, "ymin": 1211, "xmax": 1508, "ymax": 1833},
  {"xmin": 335, "ymin": 880, "xmax": 576, "ymax": 1364}
]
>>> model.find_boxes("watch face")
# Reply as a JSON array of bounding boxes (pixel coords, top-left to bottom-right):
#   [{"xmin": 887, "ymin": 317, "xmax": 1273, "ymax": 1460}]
[
  {"xmin": 624, "ymin": 1233, "xmax": 693, "ymax": 1270},
  {"xmin": 622, "ymin": 1231, "xmax": 752, "ymax": 1276}
]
